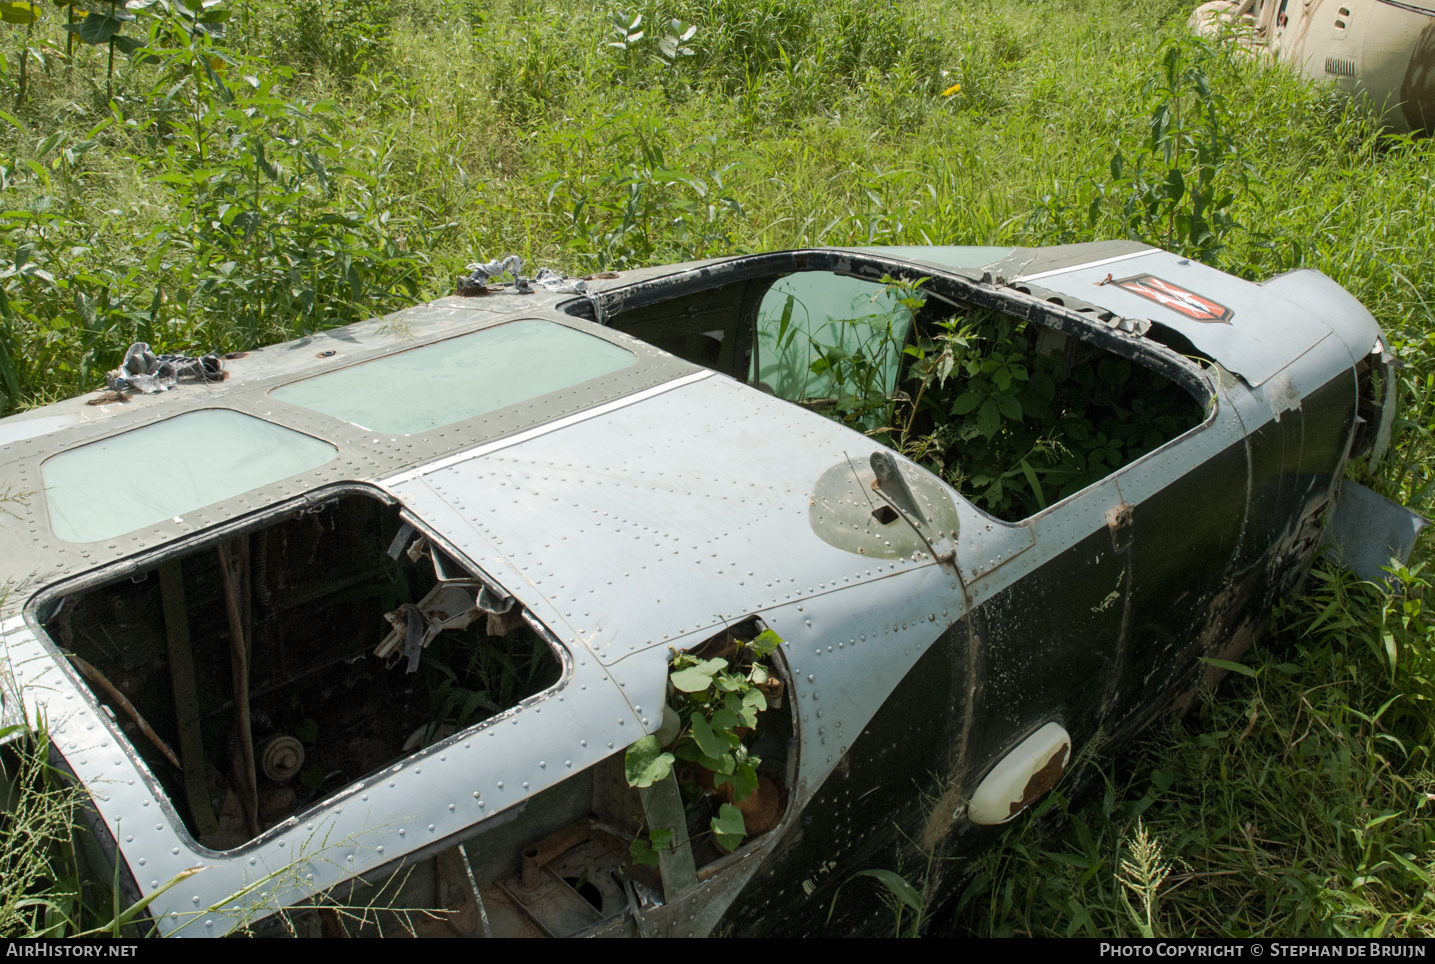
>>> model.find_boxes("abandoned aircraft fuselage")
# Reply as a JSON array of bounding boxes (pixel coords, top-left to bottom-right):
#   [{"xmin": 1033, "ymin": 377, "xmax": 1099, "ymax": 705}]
[
  {"xmin": 1192, "ymin": 0, "xmax": 1435, "ymax": 133},
  {"xmin": 0, "ymin": 241, "xmax": 1396, "ymax": 936}
]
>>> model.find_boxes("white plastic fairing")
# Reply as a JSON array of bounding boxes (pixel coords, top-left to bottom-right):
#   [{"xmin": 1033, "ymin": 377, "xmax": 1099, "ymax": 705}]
[{"xmin": 968, "ymin": 722, "xmax": 1071, "ymax": 825}]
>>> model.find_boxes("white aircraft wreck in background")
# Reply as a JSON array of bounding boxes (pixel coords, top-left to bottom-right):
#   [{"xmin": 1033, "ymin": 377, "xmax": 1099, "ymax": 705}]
[{"xmin": 1192, "ymin": 0, "xmax": 1435, "ymax": 133}]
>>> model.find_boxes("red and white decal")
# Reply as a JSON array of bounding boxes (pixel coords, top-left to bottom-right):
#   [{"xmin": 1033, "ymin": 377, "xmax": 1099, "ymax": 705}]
[{"xmin": 1110, "ymin": 274, "xmax": 1233, "ymax": 324}]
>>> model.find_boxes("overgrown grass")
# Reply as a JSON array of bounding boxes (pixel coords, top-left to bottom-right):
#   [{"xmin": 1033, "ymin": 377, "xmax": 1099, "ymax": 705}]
[
  {"xmin": 0, "ymin": 732, "xmax": 84, "ymax": 936},
  {"xmin": 2, "ymin": 0, "xmax": 1435, "ymax": 938}
]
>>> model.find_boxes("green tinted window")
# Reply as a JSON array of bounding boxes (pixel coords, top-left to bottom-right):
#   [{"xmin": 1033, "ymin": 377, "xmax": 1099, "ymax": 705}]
[
  {"xmin": 271, "ymin": 320, "xmax": 636, "ymax": 435},
  {"xmin": 752, "ymin": 274, "xmax": 913, "ymax": 403},
  {"xmin": 43, "ymin": 410, "xmax": 338, "ymax": 543}
]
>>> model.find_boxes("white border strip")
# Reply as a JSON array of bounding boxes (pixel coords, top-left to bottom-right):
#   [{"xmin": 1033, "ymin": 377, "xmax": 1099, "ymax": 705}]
[
  {"xmin": 1018, "ymin": 248, "xmax": 1155, "ymax": 282},
  {"xmin": 380, "ymin": 369, "xmax": 716, "ymax": 485}
]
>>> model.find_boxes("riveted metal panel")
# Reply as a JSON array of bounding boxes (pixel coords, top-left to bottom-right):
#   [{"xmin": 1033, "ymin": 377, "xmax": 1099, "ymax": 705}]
[
  {"xmin": 0, "ymin": 309, "xmax": 697, "ymax": 617},
  {"xmin": 4, "ymin": 604, "xmax": 640, "ymax": 936},
  {"xmin": 384, "ymin": 376, "xmax": 957, "ymax": 670},
  {"xmin": 1026, "ymin": 250, "xmax": 1336, "ymax": 386}
]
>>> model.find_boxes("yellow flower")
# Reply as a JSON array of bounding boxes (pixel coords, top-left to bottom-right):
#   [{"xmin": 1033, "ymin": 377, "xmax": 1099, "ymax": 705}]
[{"xmin": 941, "ymin": 83, "xmax": 961, "ymax": 97}]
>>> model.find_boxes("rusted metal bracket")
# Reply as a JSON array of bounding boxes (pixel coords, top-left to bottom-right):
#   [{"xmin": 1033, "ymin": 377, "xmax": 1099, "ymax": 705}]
[{"xmin": 1106, "ymin": 502, "xmax": 1134, "ymax": 553}]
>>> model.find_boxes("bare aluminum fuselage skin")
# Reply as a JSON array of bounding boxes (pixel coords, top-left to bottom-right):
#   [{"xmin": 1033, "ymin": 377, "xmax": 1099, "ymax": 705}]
[{"xmin": 0, "ymin": 243, "xmax": 1385, "ymax": 935}]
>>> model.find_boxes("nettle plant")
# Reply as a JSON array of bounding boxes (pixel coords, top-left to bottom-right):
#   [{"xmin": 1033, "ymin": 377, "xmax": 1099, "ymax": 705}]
[{"xmin": 624, "ymin": 629, "xmax": 783, "ymax": 862}]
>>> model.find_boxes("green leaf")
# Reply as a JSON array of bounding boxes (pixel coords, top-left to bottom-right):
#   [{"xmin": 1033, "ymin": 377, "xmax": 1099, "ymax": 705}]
[
  {"xmin": 670, "ymin": 657, "xmax": 726, "ymax": 693},
  {"xmin": 978, "ymin": 398, "xmax": 1000, "ymax": 438},
  {"xmin": 629, "ymin": 836, "xmax": 660, "ymax": 866},
  {"xmin": 1164, "ymin": 168, "xmax": 1185, "ymax": 201},
  {"xmin": 710, "ymin": 706, "xmax": 739, "ymax": 733},
  {"xmin": 951, "ymin": 390, "xmax": 983, "ymax": 415},
  {"xmin": 739, "ymin": 686, "xmax": 766, "ymax": 724},
  {"xmin": 78, "ymin": 866, "xmax": 206, "ymax": 936},
  {"xmin": 1018, "ymin": 460, "xmax": 1046, "ymax": 510},
  {"xmin": 718, "ymin": 760, "xmax": 759, "ymax": 802},
  {"xmin": 688, "ymin": 713, "xmax": 728, "ymax": 759},
  {"xmin": 35, "ymin": 130, "xmax": 64, "ymax": 159},
  {"xmin": 1199, "ymin": 656, "xmax": 1256, "ymax": 678},
  {"xmin": 997, "ymin": 393, "xmax": 1022, "ymax": 420},
  {"xmin": 698, "ymin": 750, "xmax": 735, "ymax": 775},
  {"xmin": 748, "ymin": 629, "xmax": 782, "ymax": 657},
  {"xmin": 624, "ymin": 734, "xmax": 675, "ymax": 788},
  {"xmin": 711, "ymin": 803, "xmax": 746, "ymax": 852},
  {"xmin": 75, "ymin": 12, "xmax": 125, "ymax": 44},
  {"xmin": 0, "ymin": 2, "xmax": 39, "ymax": 24},
  {"xmin": 712, "ymin": 672, "xmax": 744, "ymax": 693},
  {"xmin": 853, "ymin": 869, "xmax": 923, "ymax": 910},
  {"xmin": 628, "ymin": 827, "xmax": 672, "ymax": 867}
]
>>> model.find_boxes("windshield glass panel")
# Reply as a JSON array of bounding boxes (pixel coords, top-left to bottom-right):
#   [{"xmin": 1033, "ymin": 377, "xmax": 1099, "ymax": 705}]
[{"xmin": 270, "ymin": 320, "xmax": 636, "ymax": 435}]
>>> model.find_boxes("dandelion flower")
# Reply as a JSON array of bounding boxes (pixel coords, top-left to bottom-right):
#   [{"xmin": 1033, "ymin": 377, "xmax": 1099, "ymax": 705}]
[{"xmin": 941, "ymin": 83, "xmax": 961, "ymax": 96}]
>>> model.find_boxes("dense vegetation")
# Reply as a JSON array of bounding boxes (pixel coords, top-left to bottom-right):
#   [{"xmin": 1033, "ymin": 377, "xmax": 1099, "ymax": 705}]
[{"xmin": 2, "ymin": 0, "xmax": 1435, "ymax": 937}]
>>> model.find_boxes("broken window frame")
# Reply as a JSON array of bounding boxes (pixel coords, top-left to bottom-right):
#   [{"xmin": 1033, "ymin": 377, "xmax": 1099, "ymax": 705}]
[
  {"xmin": 244, "ymin": 621, "xmax": 803, "ymax": 937},
  {"xmin": 23, "ymin": 481, "xmax": 576, "ymax": 858},
  {"xmin": 573, "ymin": 249, "xmax": 1222, "ymax": 527}
]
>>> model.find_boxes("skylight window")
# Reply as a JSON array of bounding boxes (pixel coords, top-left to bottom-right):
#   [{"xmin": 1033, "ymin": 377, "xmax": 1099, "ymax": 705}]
[
  {"xmin": 270, "ymin": 320, "xmax": 636, "ymax": 435},
  {"xmin": 43, "ymin": 410, "xmax": 338, "ymax": 543}
]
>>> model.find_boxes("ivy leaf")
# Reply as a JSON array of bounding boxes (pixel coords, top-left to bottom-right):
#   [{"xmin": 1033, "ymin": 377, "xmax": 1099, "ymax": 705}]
[
  {"xmin": 713, "ymin": 672, "xmax": 744, "ymax": 693},
  {"xmin": 629, "ymin": 837, "xmax": 660, "ymax": 866},
  {"xmin": 740, "ymin": 686, "xmax": 767, "ymax": 724},
  {"xmin": 716, "ymin": 760, "xmax": 760, "ymax": 803},
  {"xmin": 629, "ymin": 827, "xmax": 674, "ymax": 867},
  {"xmin": 699, "ymin": 750, "xmax": 735, "ymax": 775},
  {"xmin": 624, "ymin": 734, "xmax": 675, "ymax": 787},
  {"xmin": 670, "ymin": 657, "xmax": 727, "ymax": 693},
  {"xmin": 688, "ymin": 713, "xmax": 729, "ymax": 759},
  {"xmin": 711, "ymin": 706, "xmax": 740, "ymax": 734},
  {"xmin": 712, "ymin": 803, "xmax": 746, "ymax": 852},
  {"xmin": 748, "ymin": 629, "xmax": 782, "ymax": 657}
]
